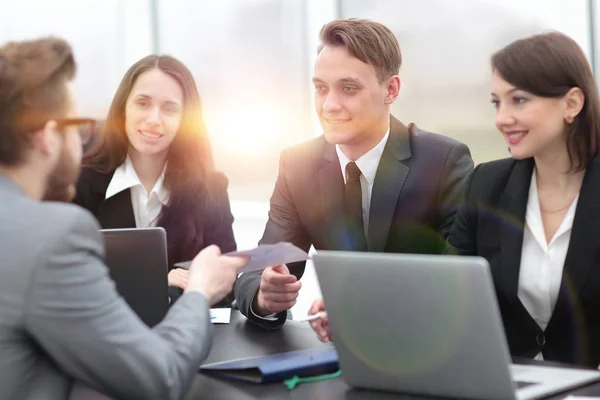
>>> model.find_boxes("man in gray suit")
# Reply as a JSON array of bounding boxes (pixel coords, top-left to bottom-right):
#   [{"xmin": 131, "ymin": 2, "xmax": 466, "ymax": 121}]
[
  {"xmin": 0, "ymin": 38, "xmax": 247, "ymax": 399},
  {"xmin": 234, "ymin": 19, "xmax": 474, "ymax": 333}
]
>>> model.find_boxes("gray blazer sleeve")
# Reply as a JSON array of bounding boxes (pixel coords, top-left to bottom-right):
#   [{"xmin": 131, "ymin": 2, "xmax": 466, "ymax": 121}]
[
  {"xmin": 437, "ymin": 142, "xmax": 474, "ymax": 240},
  {"xmin": 234, "ymin": 149, "xmax": 311, "ymax": 330},
  {"xmin": 23, "ymin": 207, "xmax": 211, "ymax": 400}
]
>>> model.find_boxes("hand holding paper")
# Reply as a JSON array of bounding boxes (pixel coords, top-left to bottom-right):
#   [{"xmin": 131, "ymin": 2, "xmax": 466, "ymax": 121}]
[
  {"xmin": 175, "ymin": 242, "xmax": 309, "ymax": 274},
  {"xmin": 254, "ymin": 264, "xmax": 302, "ymax": 316},
  {"xmin": 184, "ymin": 245, "xmax": 247, "ymax": 306}
]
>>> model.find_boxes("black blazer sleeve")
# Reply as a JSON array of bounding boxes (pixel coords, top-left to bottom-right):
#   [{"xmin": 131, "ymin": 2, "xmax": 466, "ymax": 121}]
[
  {"xmin": 447, "ymin": 164, "xmax": 482, "ymax": 256},
  {"xmin": 234, "ymin": 149, "xmax": 311, "ymax": 330},
  {"xmin": 170, "ymin": 172, "xmax": 238, "ymax": 307},
  {"xmin": 204, "ymin": 172, "xmax": 237, "ymax": 307},
  {"xmin": 437, "ymin": 142, "xmax": 474, "ymax": 240},
  {"xmin": 203, "ymin": 172, "xmax": 237, "ymax": 254}
]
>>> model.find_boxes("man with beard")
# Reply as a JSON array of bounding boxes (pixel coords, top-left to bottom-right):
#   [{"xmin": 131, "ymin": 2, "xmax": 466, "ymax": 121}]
[{"xmin": 0, "ymin": 38, "xmax": 248, "ymax": 400}]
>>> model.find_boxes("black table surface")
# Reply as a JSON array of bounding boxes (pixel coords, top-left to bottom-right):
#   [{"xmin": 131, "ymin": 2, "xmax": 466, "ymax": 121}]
[{"xmin": 71, "ymin": 310, "xmax": 600, "ymax": 399}]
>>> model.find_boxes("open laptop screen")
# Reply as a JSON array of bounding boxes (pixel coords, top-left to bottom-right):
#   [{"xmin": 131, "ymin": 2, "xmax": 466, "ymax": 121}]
[{"xmin": 101, "ymin": 228, "xmax": 169, "ymax": 327}]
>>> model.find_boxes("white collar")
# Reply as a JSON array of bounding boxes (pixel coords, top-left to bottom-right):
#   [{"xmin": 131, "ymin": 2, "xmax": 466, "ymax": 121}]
[
  {"xmin": 336, "ymin": 127, "xmax": 390, "ymax": 184},
  {"xmin": 105, "ymin": 155, "xmax": 169, "ymax": 205},
  {"xmin": 526, "ymin": 167, "xmax": 579, "ymax": 248}
]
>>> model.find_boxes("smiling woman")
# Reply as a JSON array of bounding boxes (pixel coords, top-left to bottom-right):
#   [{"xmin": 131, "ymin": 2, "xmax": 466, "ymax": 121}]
[
  {"xmin": 125, "ymin": 68, "xmax": 183, "ymax": 157},
  {"xmin": 73, "ymin": 55, "xmax": 237, "ymax": 307},
  {"xmin": 449, "ymin": 32, "xmax": 600, "ymax": 367}
]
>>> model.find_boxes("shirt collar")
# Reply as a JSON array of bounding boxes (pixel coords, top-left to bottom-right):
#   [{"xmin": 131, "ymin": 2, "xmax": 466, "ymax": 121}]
[
  {"xmin": 526, "ymin": 167, "xmax": 579, "ymax": 246},
  {"xmin": 105, "ymin": 155, "xmax": 170, "ymax": 205},
  {"xmin": 336, "ymin": 127, "xmax": 390, "ymax": 184}
]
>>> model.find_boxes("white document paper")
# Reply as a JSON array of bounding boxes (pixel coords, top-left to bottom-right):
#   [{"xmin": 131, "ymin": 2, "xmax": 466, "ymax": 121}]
[
  {"xmin": 226, "ymin": 242, "xmax": 309, "ymax": 273},
  {"xmin": 210, "ymin": 308, "xmax": 231, "ymax": 324},
  {"xmin": 174, "ymin": 242, "xmax": 309, "ymax": 274}
]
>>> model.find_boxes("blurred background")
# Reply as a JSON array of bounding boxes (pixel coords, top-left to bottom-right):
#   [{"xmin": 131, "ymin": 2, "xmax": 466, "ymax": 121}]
[{"xmin": 1, "ymin": 0, "xmax": 598, "ymax": 315}]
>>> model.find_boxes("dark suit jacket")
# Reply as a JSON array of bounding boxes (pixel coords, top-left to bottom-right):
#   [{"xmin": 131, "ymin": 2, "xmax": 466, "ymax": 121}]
[
  {"xmin": 235, "ymin": 116, "xmax": 474, "ymax": 329},
  {"xmin": 74, "ymin": 167, "xmax": 237, "ymax": 306},
  {"xmin": 448, "ymin": 156, "xmax": 600, "ymax": 367}
]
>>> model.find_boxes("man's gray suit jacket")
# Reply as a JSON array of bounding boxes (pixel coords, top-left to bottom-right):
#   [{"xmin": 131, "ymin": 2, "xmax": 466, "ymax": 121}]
[{"xmin": 0, "ymin": 174, "xmax": 211, "ymax": 400}]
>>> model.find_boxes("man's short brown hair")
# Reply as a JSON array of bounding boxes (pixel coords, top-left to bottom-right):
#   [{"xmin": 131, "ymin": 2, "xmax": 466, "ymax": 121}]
[
  {"xmin": 0, "ymin": 37, "xmax": 76, "ymax": 166},
  {"xmin": 318, "ymin": 18, "xmax": 401, "ymax": 82}
]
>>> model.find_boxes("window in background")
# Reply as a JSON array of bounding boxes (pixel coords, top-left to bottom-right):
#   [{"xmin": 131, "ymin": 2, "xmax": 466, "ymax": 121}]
[
  {"xmin": 340, "ymin": 0, "xmax": 592, "ymax": 164},
  {"xmin": 155, "ymin": 0, "xmax": 315, "ymax": 249},
  {"xmin": 0, "ymin": 0, "xmax": 153, "ymax": 119},
  {"xmin": 157, "ymin": 0, "xmax": 312, "ymax": 205}
]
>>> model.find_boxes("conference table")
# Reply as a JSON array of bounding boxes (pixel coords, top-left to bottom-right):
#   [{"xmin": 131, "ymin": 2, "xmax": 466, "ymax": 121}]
[{"xmin": 71, "ymin": 310, "xmax": 600, "ymax": 399}]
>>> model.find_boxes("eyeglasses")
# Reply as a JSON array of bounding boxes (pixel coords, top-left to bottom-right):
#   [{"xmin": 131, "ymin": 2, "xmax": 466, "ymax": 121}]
[{"xmin": 55, "ymin": 118, "xmax": 97, "ymax": 147}]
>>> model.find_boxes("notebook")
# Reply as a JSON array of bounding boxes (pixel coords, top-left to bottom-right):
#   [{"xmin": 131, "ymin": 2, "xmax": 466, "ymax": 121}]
[{"xmin": 199, "ymin": 347, "xmax": 339, "ymax": 383}]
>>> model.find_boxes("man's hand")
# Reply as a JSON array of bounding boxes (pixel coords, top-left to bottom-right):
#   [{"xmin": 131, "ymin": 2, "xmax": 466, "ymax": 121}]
[
  {"xmin": 186, "ymin": 245, "xmax": 248, "ymax": 305},
  {"xmin": 168, "ymin": 268, "xmax": 189, "ymax": 290},
  {"xmin": 308, "ymin": 298, "xmax": 331, "ymax": 342},
  {"xmin": 253, "ymin": 264, "xmax": 302, "ymax": 316}
]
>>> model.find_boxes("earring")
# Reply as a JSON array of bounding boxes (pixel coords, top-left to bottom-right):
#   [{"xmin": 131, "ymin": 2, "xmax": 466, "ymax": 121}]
[{"xmin": 565, "ymin": 115, "xmax": 574, "ymax": 124}]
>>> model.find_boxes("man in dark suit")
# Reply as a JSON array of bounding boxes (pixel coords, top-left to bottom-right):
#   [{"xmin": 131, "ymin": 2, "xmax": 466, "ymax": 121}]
[{"xmin": 234, "ymin": 18, "xmax": 474, "ymax": 332}]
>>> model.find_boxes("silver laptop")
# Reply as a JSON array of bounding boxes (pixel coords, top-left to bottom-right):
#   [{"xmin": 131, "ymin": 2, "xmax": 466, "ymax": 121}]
[
  {"xmin": 312, "ymin": 251, "xmax": 600, "ymax": 400},
  {"xmin": 101, "ymin": 228, "xmax": 169, "ymax": 327}
]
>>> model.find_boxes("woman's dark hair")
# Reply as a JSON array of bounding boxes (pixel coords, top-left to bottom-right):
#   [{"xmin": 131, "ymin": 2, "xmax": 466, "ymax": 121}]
[
  {"xmin": 492, "ymin": 31, "xmax": 600, "ymax": 171},
  {"xmin": 84, "ymin": 55, "xmax": 223, "ymax": 262}
]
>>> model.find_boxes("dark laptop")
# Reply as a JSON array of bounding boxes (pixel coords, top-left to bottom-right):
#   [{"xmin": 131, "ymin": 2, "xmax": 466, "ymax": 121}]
[{"xmin": 101, "ymin": 228, "xmax": 169, "ymax": 327}]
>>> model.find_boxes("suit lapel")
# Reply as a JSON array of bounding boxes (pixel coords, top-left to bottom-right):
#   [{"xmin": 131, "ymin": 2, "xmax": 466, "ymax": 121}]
[
  {"xmin": 318, "ymin": 143, "xmax": 353, "ymax": 251},
  {"xmin": 91, "ymin": 171, "xmax": 136, "ymax": 229},
  {"xmin": 499, "ymin": 159, "xmax": 533, "ymax": 302},
  {"xmin": 96, "ymin": 190, "xmax": 136, "ymax": 229},
  {"xmin": 367, "ymin": 117, "xmax": 411, "ymax": 252}
]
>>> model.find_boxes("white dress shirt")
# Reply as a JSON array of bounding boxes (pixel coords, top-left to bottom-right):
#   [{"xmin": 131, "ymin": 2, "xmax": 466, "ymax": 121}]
[
  {"xmin": 105, "ymin": 156, "xmax": 170, "ymax": 228},
  {"xmin": 518, "ymin": 169, "xmax": 579, "ymax": 360},
  {"xmin": 335, "ymin": 128, "xmax": 390, "ymax": 236}
]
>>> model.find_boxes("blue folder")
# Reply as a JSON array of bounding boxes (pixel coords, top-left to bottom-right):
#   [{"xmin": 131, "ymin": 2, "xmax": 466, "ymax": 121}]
[{"xmin": 199, "ymin": 347, "xmax": 339, "ymax": 383}]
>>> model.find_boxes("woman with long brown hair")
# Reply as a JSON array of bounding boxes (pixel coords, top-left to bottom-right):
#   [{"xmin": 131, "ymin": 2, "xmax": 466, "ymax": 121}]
[{"xmin": 75, "ymin": 55, "xmax": 236, "ymax": 305}]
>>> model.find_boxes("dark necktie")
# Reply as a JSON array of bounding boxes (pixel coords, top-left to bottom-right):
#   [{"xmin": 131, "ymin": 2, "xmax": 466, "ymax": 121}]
[{"xmin": 344, "ymin": 162, "xmax": 367, "ymax": 251}]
